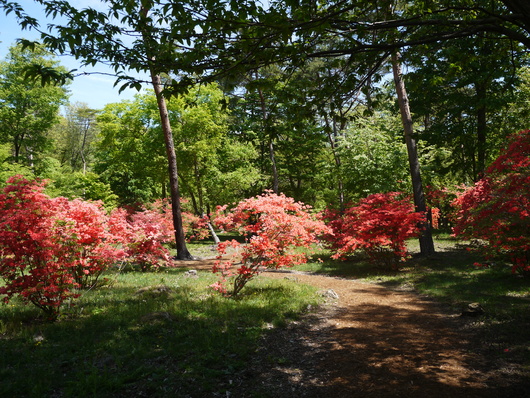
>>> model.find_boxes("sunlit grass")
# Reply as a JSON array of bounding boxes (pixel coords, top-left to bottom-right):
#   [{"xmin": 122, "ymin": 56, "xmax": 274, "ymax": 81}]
[{"xmin": 0, "ymin": 267, "xmax": 320, "ymax": 397}]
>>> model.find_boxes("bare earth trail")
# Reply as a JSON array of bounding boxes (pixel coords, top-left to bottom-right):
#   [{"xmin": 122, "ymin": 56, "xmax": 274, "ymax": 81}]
[{"xmin": 175, "ymin": 258, "xmax": 529, "ymax": 397}]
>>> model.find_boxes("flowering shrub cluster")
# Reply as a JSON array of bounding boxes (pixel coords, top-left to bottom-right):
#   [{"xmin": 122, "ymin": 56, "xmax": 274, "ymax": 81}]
[
  {"xmin": 146, "ymin": 199, "xmax": 210, "ymax": 242},
  {"xmin": 0, "ymin": 176, "xmax": 126, "ymax": 318},
  {"xmin": 323, "ymin": 192, "xmax": 425, "ymax": 269},
  {"xmin": 425, "ymin": 185, "xmax": 463, "ymax": 229},
  {"xmin": 123, "ymin": 199, "xmax": 209, "ymax": 271},
  {"xmin": 212, "ymin": 192, "xmax": 330, "ymax": 296},
  {"xmin": 452, "ymin": 130, "xmax": 530, "ymax": 275},
  {"xmin": 0, "ymin": 176, "xmax": 210, "ymax": 317}
]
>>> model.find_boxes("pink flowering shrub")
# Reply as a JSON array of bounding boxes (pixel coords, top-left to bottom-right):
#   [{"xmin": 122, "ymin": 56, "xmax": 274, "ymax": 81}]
[
  {"xmin": 212, "ymin": 192, "xmax": 330, "ymax": 296},
  {"xmin": 0, "ymin": 176, "xmax": 212, "ymax": 317},
  {"xmin": 124, "ymin": 208, "xmax": 173, "ymax": 270},
  {"xmin": 116, "ymin": 199, "xmax": 210, "ymax": 271},
  {"xmin": 0, "ymin": 176, "xmax": 126, "ymax": 318}
]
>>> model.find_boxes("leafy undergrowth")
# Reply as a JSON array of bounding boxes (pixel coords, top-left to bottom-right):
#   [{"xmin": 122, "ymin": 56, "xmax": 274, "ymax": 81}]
[
  {"xmin": 0, "ymin": 268, "xmax": 320, "ymax": 397},
  {"xmin": 297, "ymin": 234, "xmax": 530, "ymax": 370}
]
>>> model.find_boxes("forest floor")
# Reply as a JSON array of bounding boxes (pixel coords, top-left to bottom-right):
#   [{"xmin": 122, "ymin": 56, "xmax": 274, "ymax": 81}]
[{"xmin": 175, "ymin": 257, "xmax": 529, "ymax": 398}]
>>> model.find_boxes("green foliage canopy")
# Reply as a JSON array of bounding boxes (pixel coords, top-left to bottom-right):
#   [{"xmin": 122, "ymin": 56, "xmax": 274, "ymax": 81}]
[{"xmin": 0, "ymin": 43, "xmax": 69, "ymax": 168}]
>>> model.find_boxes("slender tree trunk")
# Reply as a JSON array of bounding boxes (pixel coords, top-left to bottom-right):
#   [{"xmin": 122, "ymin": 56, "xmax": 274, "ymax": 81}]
[
  {"xmin": 476, "ymin": 83, "xmax": 487, "ymax": 180},
  {"xmin": 207, "ymin": 220, "xmax": 221, "ymax": 245},
  {"xmin": 13, "ymin": 134, "xmax": 22, "ymax": 163},
  {"xmin": 257, "ymin": 85, "xmax": 279, "ymax": 193},
  {"xmin": 140, "ymin": 4, "xmax": 192, "ymax": 260},
  {"xmin": 268, "ymin": 139, "xmax": 279, "ymax": 194},
  {"xmin": 391, "ymin": 52, "xmax": 435, "ymax": 256},
  {"xmin": 324, "ymin": 114, "xmax": 345, "ymax": 211},
  {"xmin": 150, "ymin": 75, "xmax": 193, "ymax": 259}
]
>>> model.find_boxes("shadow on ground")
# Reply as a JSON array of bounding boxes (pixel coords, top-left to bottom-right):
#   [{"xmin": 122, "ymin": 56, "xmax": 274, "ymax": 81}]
[{"xmin": 232, "ymin": 275, "xmax": 530, "ymax": 398}]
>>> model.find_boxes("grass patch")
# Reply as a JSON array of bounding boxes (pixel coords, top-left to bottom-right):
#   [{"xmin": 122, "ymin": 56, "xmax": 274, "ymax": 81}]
[
  {"xmin": 297, "ymin": 235, "xmax": 530, "ymax": 367},
  {"xmin": 178, "ymin": 232, "xmax": 246, "ymax": 259},
  {"xmin": 0, "ymin": 268, "xmax": 320, "ymax": 397}
]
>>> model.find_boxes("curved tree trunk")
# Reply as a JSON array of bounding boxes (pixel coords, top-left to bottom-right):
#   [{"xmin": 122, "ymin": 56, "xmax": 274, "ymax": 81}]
[{"xmin": 391, "ymin": 51, "xmax": 435, "ymax": 256}]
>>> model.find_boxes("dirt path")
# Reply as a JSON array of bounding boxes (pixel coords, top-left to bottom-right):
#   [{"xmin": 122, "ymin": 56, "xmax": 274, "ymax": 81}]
[{"xmin": 175, "ymin": 259, "xmax": 528, "ymax": 397}]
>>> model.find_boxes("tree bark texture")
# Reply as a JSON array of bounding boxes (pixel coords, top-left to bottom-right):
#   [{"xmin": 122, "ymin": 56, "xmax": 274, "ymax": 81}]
[
  {"xmin": 140, "ymin": 3, "xmax": 192, "ymax": 260},
  {"xmin": 475, "ymin": 82, "xmax": 487, "ymax": 180},
  {"xmin": 257, "ymin": 85, "xmax": 279, "ymax": 194},
  {"xmin": 391, "ymin": 51, "xmax": 435, "ymax": 256},
  {"xmin": 150, "ymin": 74, "xmax": 193, "ymax": 260}
]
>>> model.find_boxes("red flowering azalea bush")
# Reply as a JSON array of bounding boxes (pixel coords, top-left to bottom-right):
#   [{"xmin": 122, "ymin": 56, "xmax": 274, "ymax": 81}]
[
  {"xmin": 0, "ymin": 176, "xmax": 211, "ymax": 316},
  {"xmin": 124, "ymin": 206, "xmax": 174, "ymax": 271},
  {"xmin": 144, "ymin": 199, "xmax": 209, "ymax": 242},
  {"xmin": 212, "ymin": 192, "xmax": 330, "ymax": 296},
  {"xmin": 115, "ymin": 200, "xmax": 209, "ymax": 271},
  {"xmin": 425, "ymin": 185, "xmax": 463, "ymax": 229},
  {"xmin": 452, "ymin": 130, "xmax": 530, "ymax": 275},
  {"xmin": 323, "ymin": 192, "xmax": 425, "ymax": 269},
  {"xmin": 56, "ymin": 198, "xmax": 127, "ymax": 288},
  {"xmin": 0, "ymin": 176, "xmax": 127, "ymax": 318}
]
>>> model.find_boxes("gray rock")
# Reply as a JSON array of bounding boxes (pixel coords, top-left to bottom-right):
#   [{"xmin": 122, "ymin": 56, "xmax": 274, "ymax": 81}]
[{"xmin": 318, "ymin": 289, "xmax": 339, "ymax": 300}]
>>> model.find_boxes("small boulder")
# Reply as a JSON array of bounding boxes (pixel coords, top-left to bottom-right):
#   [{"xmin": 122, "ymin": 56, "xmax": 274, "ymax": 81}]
[
  {"xmin": 184, "ymin": 269, "xmax": 198, "ymax": 278},
  {"xmin": 461, "ymin": 302, "xmax": 485, "ymax": 317},
  {"xmin": 318, "ymin": 289, "xmax": 339, "ymax": 300}
]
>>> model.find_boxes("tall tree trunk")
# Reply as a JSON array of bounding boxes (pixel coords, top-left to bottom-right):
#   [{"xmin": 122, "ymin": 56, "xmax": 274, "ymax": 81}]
[
  {"xmin": 324, "ymin": 114, "xmax": 345, "ymax": 211},
  {"xmin": 476, "ymin": 83, "xmax": 487, "ymax": 180},
  {"xmin": 391, "ymin": 51, "xmax": 435, "ymax": 256},
  {"xmin": 151, "ymin": 74, "xmax": 193, "ymax": 260},
  {"xmin": 140, "ymin": 4, "xmax": 192, "ymax": 260},
  {"xmin": 268, "ymin": 139, "xmax": 279, "ymax": 194},
  {"xmin": 257, "ymin": 85, "xmax": 279, "ymax": 193},
  {"xmin": 13, "ymin": 134, "xmax": 22, "ymax": 163},
  {"xmin": 79, "ymin": 117, "xmax": 90, "ymax": 174}
]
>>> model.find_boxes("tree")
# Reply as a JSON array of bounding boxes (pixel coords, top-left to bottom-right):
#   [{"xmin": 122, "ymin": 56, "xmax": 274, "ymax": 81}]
[
  {"xmin": 93, "ymin": 87, "xmax": 259, "ymax": 211},
  {"xmin": 337, "ymin": 108, "xmax": 410, "ymax": 202},
  {"xmin": 225, "ymin": 61, "xmax": 346, "ymax": 207},
  {"xmin": 406, "ymin": 34, "xmax": 528, "ymax": 182},
  {"xmin": 0, "ymin": 43, "xmax": 68, "ymax": 168},
  {"xmin": 53, "ymin": 102, "xmax": 98, "ymax": 173},
  {"xmin": 391, "ymin": 50, "xmax": 435, "ymax": 255},
  {"xmin": 94, "ymin": 97, "xmax": 168, "ymax": 205},
  {"xmin": 165, "ymin": 83, "xmax": 231, "ymax": 215}
]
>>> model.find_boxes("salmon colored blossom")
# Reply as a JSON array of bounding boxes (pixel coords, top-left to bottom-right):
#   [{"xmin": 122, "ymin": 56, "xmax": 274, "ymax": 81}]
[{"xmin": 212, "ymin": 191, "xmax": 330, "ymax": 296}]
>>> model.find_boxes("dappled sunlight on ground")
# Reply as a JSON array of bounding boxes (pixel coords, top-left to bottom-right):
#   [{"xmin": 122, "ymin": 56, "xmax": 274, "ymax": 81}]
[{"xmin": 234, "ymin": 271, "xmax": 528, "ymax": 397}]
